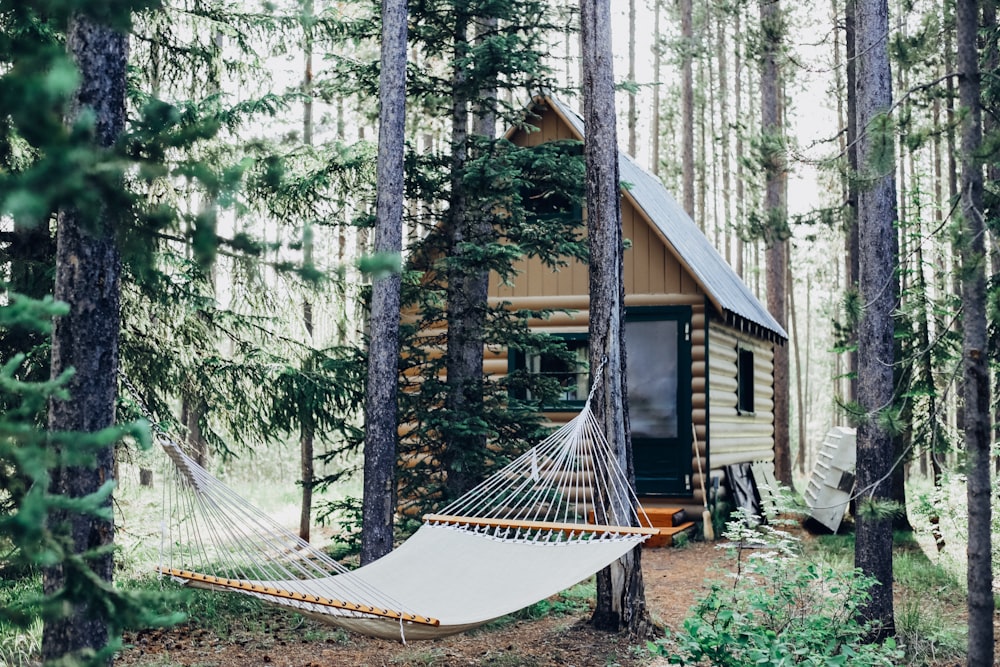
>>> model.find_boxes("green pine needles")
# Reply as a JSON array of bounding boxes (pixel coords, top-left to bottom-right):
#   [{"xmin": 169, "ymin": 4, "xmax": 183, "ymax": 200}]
[{"xmin": 0, "ymin": 290, "xmax": 183, "ymax": 667}]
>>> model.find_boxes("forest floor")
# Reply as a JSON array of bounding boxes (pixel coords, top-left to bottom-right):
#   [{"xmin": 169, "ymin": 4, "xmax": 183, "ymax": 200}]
[
  {"xmin": 116, "ymin": 525, "xmax": 991, "ymax": 667},
  {"xmin": 117, "ymin": 538, "xmax": 719, "ymax": 667}
]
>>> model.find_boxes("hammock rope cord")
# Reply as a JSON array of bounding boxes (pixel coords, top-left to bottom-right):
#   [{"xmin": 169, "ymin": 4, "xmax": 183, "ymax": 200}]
[{"xmin": 149, "ymin": 366, "xmax": 656, "ymax": 641}]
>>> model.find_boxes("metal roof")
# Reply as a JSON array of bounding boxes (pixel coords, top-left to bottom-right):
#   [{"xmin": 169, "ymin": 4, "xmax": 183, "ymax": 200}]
[{"xmin": 543, "ymin": 96, "xmax": 787, "ymax": 343}]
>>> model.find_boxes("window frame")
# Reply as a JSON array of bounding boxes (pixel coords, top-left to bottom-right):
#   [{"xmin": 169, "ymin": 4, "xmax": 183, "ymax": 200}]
[
  {"xmin": 508, "ymin": 333, "xmax": 591, "ymax": 409},
  {"xmin": 736, "ymin": 346, "xmax": 756, "ymax": 415}
]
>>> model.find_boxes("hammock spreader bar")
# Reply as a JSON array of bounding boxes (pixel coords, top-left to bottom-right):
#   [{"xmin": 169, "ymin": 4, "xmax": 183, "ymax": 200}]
[
  {"xmin": 157, "ymin": 567, "xmax": 441, "ymax": 627},
  {"xmin": 422, "ymin": 514, "xmax": 659, "ymax": 537}
]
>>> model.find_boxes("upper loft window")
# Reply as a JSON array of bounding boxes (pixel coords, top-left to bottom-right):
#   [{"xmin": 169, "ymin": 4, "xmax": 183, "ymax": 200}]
[{"xmin": 737, "ymin": 347, "xmax": 755, "ymax": 414}]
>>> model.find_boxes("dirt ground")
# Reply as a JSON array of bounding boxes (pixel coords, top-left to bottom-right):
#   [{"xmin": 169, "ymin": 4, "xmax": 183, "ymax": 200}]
[{"xmin": 118, "ymin": 540, "xmax": 722, "ymax": 667}]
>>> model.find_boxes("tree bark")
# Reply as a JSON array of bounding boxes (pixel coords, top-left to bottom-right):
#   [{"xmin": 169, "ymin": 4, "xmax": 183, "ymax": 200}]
[
  {"xmin": 43, "ymin": 13, "xmax": 127, "ymax": 664},
  {"xmin": 717, "ymin": 12, "xmax": 732, "ymax": 265},
  {"xmin": 581, "ymin": 0, "xmax": 650, "ymax": 637},
  {"xmin": 956, "ymin": 0, "xmax": 994, "ymax": 662},
  {"xmin": 845, "ymin": 0, "xmax": 860, "ymax": 407},
  {"xmin": 853, "ymin": 0, "xmax": 897, "ymax": 639},
  {"xmin": 788, "ymin": 261, "xmax": 806, "ymax": 475},
  {"xmin": 442, "ymin": 10, "xmax": 497, "ymax": 501},
  {"xmin": 361, "ymin": 0, "xmax": 407, "ymax": 565},
  {"xmin": 627, "ymin": 0, "xmax": 637, "ymax": 157},
  {"xmin": 734, "ymin": 6, "xmax": 745, "ymax": 281},
  {"xmin": 441, "ymin": 11, "xmax": 481, "ymax": 500},
  {"xmin": 983, "ymin": 0, "xmax": 1000, "ymax": 467},
  {"xmin": 759, "ymin": 0, "xmax": 791, "ymax": 486},
  {"xmin": 651, "ymin": 0, "xmax": 662, "ymax": 176},
  {"xmin": 680, "ymin": 0, "xmax": 695, "ymax": 218},
  {"xmin": 299, "ymin": 0, "xmax": 316, "ymax": 543}
]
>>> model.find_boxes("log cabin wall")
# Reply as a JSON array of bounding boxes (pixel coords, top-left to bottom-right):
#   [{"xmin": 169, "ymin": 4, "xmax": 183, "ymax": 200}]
[{"xmin": 400, "ymin": 97, "xmax": 784, "ymax": 516}]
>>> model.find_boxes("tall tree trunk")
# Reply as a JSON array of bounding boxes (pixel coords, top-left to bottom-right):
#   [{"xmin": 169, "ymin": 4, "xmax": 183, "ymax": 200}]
[
  {"xmin": 42, "ymin": 14, "xmax": 127, "ymax": 664},
  {"xmin": 581, "ymin": 0, "xmax": 650, "ymax": 636},
  {"xmin": 788, "ymin": 261, "xmax": 806, "ymax": 476},
  {"xmin": 652, "ymin": 0, "xmax": 662, "ymax": 176},
  {"xmin": 361, "ymin": 0, "xmax": 407, "ymax": 566},
  {"xmin": 299, "ymin": 0, "xmax": 316, "ymax": 543},
  {"xmin": 696, "ymin": 14, "xmax": 708, "ymax": 239},
  {"xmin": 627, "ymin": 0, "xmax": 637, "ymax": 157},
  {"xmin": 983, "ymin": 0, "xmax": 1000, "ymax": 465},
  {"xmin": 680, "ymin": 0, "xmax": 695, "ymax": 218},
  {"xmin": 944, "ymin": 0, "xmax": 964, "ymax": 441},
  {"xmin": 734, "ymin": 6, "xmax": 745, "ymax": 280},
  {"xmin": 760, "ymin": 0, "xmax": 790, "ymax": 486},
  {"xmin": 956, "ymin": 1, "xmax": 994, "ymax": 662},
  {"xmin": 845, "ymin": 0, "xmax": 860, "ymax": 407},
  {"xmin": 443, "ymin": 11, "xmax": 497, "ymax": 500},
  {"xmin": 442, "ymin": 12, "xmax": 476, "ymax": 499},
  {"xmin": 853, "ymin": 0, "xmax": 897, "ymax": 639},
  {"xmin": 915, "ymin": 199, "xmax": 946, "ymax": 548},
  {"xmin": 891, "ymin": 34, "xmax": 913, "ymax": 533},
  {"xmin": 718, "ymin": 12, "xmax": 732, "ymax": 265}
]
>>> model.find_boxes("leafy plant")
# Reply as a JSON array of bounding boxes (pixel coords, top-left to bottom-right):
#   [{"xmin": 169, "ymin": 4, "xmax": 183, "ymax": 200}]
[{"xmin": 649, "ymin": 509, "xmax": 905, "ymax": 666}]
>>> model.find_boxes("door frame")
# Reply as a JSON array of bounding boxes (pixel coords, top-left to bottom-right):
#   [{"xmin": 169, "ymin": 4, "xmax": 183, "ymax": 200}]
[{"xmin": 626, "ymin": 305, "xmax": 693, "ymax": 497}]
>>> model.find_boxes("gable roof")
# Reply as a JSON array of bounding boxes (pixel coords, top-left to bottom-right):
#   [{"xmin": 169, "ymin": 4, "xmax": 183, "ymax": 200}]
[{"xmin": 536, "ymin": 96, "xmax": 787, "ymax": 343}]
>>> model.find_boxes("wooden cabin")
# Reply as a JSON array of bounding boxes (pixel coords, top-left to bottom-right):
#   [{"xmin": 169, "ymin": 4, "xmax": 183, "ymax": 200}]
[{"xmin": 485, "ymin": 96, "xmax": 788, "ymax": 516}]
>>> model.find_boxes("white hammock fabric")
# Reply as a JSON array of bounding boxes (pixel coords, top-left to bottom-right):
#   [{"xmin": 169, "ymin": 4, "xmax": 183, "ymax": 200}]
[{"xmin": 158, "ymin": 395, "xmax": 656, "ymax": 641}]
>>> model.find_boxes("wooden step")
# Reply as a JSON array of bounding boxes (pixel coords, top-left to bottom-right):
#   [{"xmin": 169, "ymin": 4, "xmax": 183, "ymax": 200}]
[
  {"xmin": 644, "ymin": 521, "xmax": 696, "ymax": 548},
  {"xmin": 640, "ymin": 505, "xmax": 688, "ymax": 528}
]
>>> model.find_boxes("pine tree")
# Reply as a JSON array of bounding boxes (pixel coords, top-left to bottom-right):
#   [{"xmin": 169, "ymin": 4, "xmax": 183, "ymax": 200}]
[
  {"xmin": 956, "ymin": 0, "xmax": 993, "ymax": 662},
  {"xmin": 853, "ymin": 0, "xmax": 898, "ymax": 639},
  {"xmin": 759, "ymin": 0, "xmax": 791, "ymax": 486},
  {"xmin": 361, "ymin": 0, "xmax": 407, "ymax": 565},
  {"xmin": 581, "ymin": 0, "xmax": 650, "ymax": 636}
]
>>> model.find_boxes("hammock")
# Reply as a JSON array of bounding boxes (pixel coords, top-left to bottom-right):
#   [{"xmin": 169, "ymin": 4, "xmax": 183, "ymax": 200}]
[{"xmin": 157, "ymin": 390, "xmax": 656, "ymax": 642}]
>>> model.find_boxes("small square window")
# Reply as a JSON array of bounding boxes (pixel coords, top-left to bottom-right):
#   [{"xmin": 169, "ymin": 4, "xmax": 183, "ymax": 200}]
[
  {"xmin": 737, "ymin": 348, "xmax": 755, "ymax": 414},
  {"xmin": 511, "ymin": 337, "xmax": 590, "ymax": 406},
  {"xmin": 526, "ymin": 340, "xmax": 590, "ymax": 403}
]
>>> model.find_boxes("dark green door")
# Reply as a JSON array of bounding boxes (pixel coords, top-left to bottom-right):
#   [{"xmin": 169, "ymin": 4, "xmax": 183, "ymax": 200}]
[{"xmin": 627, "ymin": 307, "xmax": 693, "ymax": 496}]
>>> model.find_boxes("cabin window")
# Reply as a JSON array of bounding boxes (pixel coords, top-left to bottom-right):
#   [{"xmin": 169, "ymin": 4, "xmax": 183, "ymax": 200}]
[
  {"xmin": 512, "ymin": 337, "xmax": 590, "ymax": 405},
  {"xmin": 737, "ymin": 347, "xmax": 755, "ymax": 414}
]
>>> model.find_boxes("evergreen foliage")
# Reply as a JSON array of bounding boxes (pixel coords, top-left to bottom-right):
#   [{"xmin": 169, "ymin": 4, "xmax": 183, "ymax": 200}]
[
  {"xmin": 0, "ymin": 291, "xmax": 182, "ymax": 666},
  {"xmin": 310, "ymin": 0, "xmax": 591, "ymax": 517}
]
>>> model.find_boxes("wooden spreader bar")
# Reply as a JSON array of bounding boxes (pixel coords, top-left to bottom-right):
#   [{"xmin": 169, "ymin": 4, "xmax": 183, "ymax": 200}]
[
  {"xmin": 158, "ymin": 567, "xmax": 440, "ymax": 627},
  {"xmin": 423, "ymin": 514, "xmax": 660, "ymax": 536}
]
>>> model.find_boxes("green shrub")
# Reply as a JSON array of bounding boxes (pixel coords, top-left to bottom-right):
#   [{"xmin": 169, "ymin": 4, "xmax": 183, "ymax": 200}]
[{"xmin": 649, "ymin": 511, "xmax": 904, "ymax": 666}]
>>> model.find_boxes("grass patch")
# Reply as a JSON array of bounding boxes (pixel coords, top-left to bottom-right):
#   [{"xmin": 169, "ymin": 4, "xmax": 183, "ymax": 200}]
[
  {"xmin": 799, "ymin": 529, "xmax": 967, "ymax": 666},
  {"xmin": 0, "ymin": 569, "xmax": 41, "ymax": 667}
]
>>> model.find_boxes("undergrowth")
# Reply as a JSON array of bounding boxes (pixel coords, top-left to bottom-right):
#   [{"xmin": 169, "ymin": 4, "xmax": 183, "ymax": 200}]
[
  {"xmin": 649, "ymin": 509, "xmax": 905, "ymax": 666},
  {"xmin": 0, "ymin": 565, "xmax": 40, "ymax": 667},
  {"xmin": 806, "ymin": 531, "xmax": 966, "ymax": 665}
]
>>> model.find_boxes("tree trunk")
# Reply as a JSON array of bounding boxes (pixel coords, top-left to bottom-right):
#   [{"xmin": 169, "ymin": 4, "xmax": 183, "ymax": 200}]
[
  {"xmin": 361, "ymin": 0, "xmax": 407, "ymax": 566},
  {"xmin": 853, "ymin": 0, "xmax": 897, "ymax": 639},
  {"xmin": 956, "ymin": 1, "xmax": 994, "ymax": 662},
  {"xmin": 443, "ymin": 11, "xmax": 497, "ymax": 501},
  {"xmin": 42, "ymin": 14, "xmax": 127, "ymax": 664},
  {"xmin": 983, "ymin": 0, "xmax": 1000, "ymax": 468},
  {"xmin": 581, "ymin": 0, "xmax": 651, "ymax": 637},
  {"xmin": 944, "ymin": 0, "xmax": 963, "ymax": 440},
  {"xmin": 627, "ymin": 0, "xmax": 636, "ymax": 157},
  {"xmin": 734, "ymin": 6, "xmax": 745, "ymax": 280},
  {"xmin": 651, "ymin": 0, "xmax": 662, "ymax": 176},
  {"xmin": 759, "ymin": 0, "xmax": 791, "ymax": 486},
  {"xmin": 680, "ymin": 0, "xmax": 695, "ymax": 218},
  {"xmin": 845, "ymin": 0, "xmax": 860, "ymax": 407},
  {"xmin": 299, "ymin": 0, "xmax": 316, "ymax": 543},
  {"xmin": 788, "ymin": 261, "xmax": 806, "ymax": 476},
  {"xmin": 717, "ymin": 12, "xmax": 732, "ymax": 265}
]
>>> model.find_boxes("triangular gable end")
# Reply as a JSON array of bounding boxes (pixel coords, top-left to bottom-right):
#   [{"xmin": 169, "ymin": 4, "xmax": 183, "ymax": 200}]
[{"xmin": 511, "ymin": 96, "xmax": 787, "ymax": 344}]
